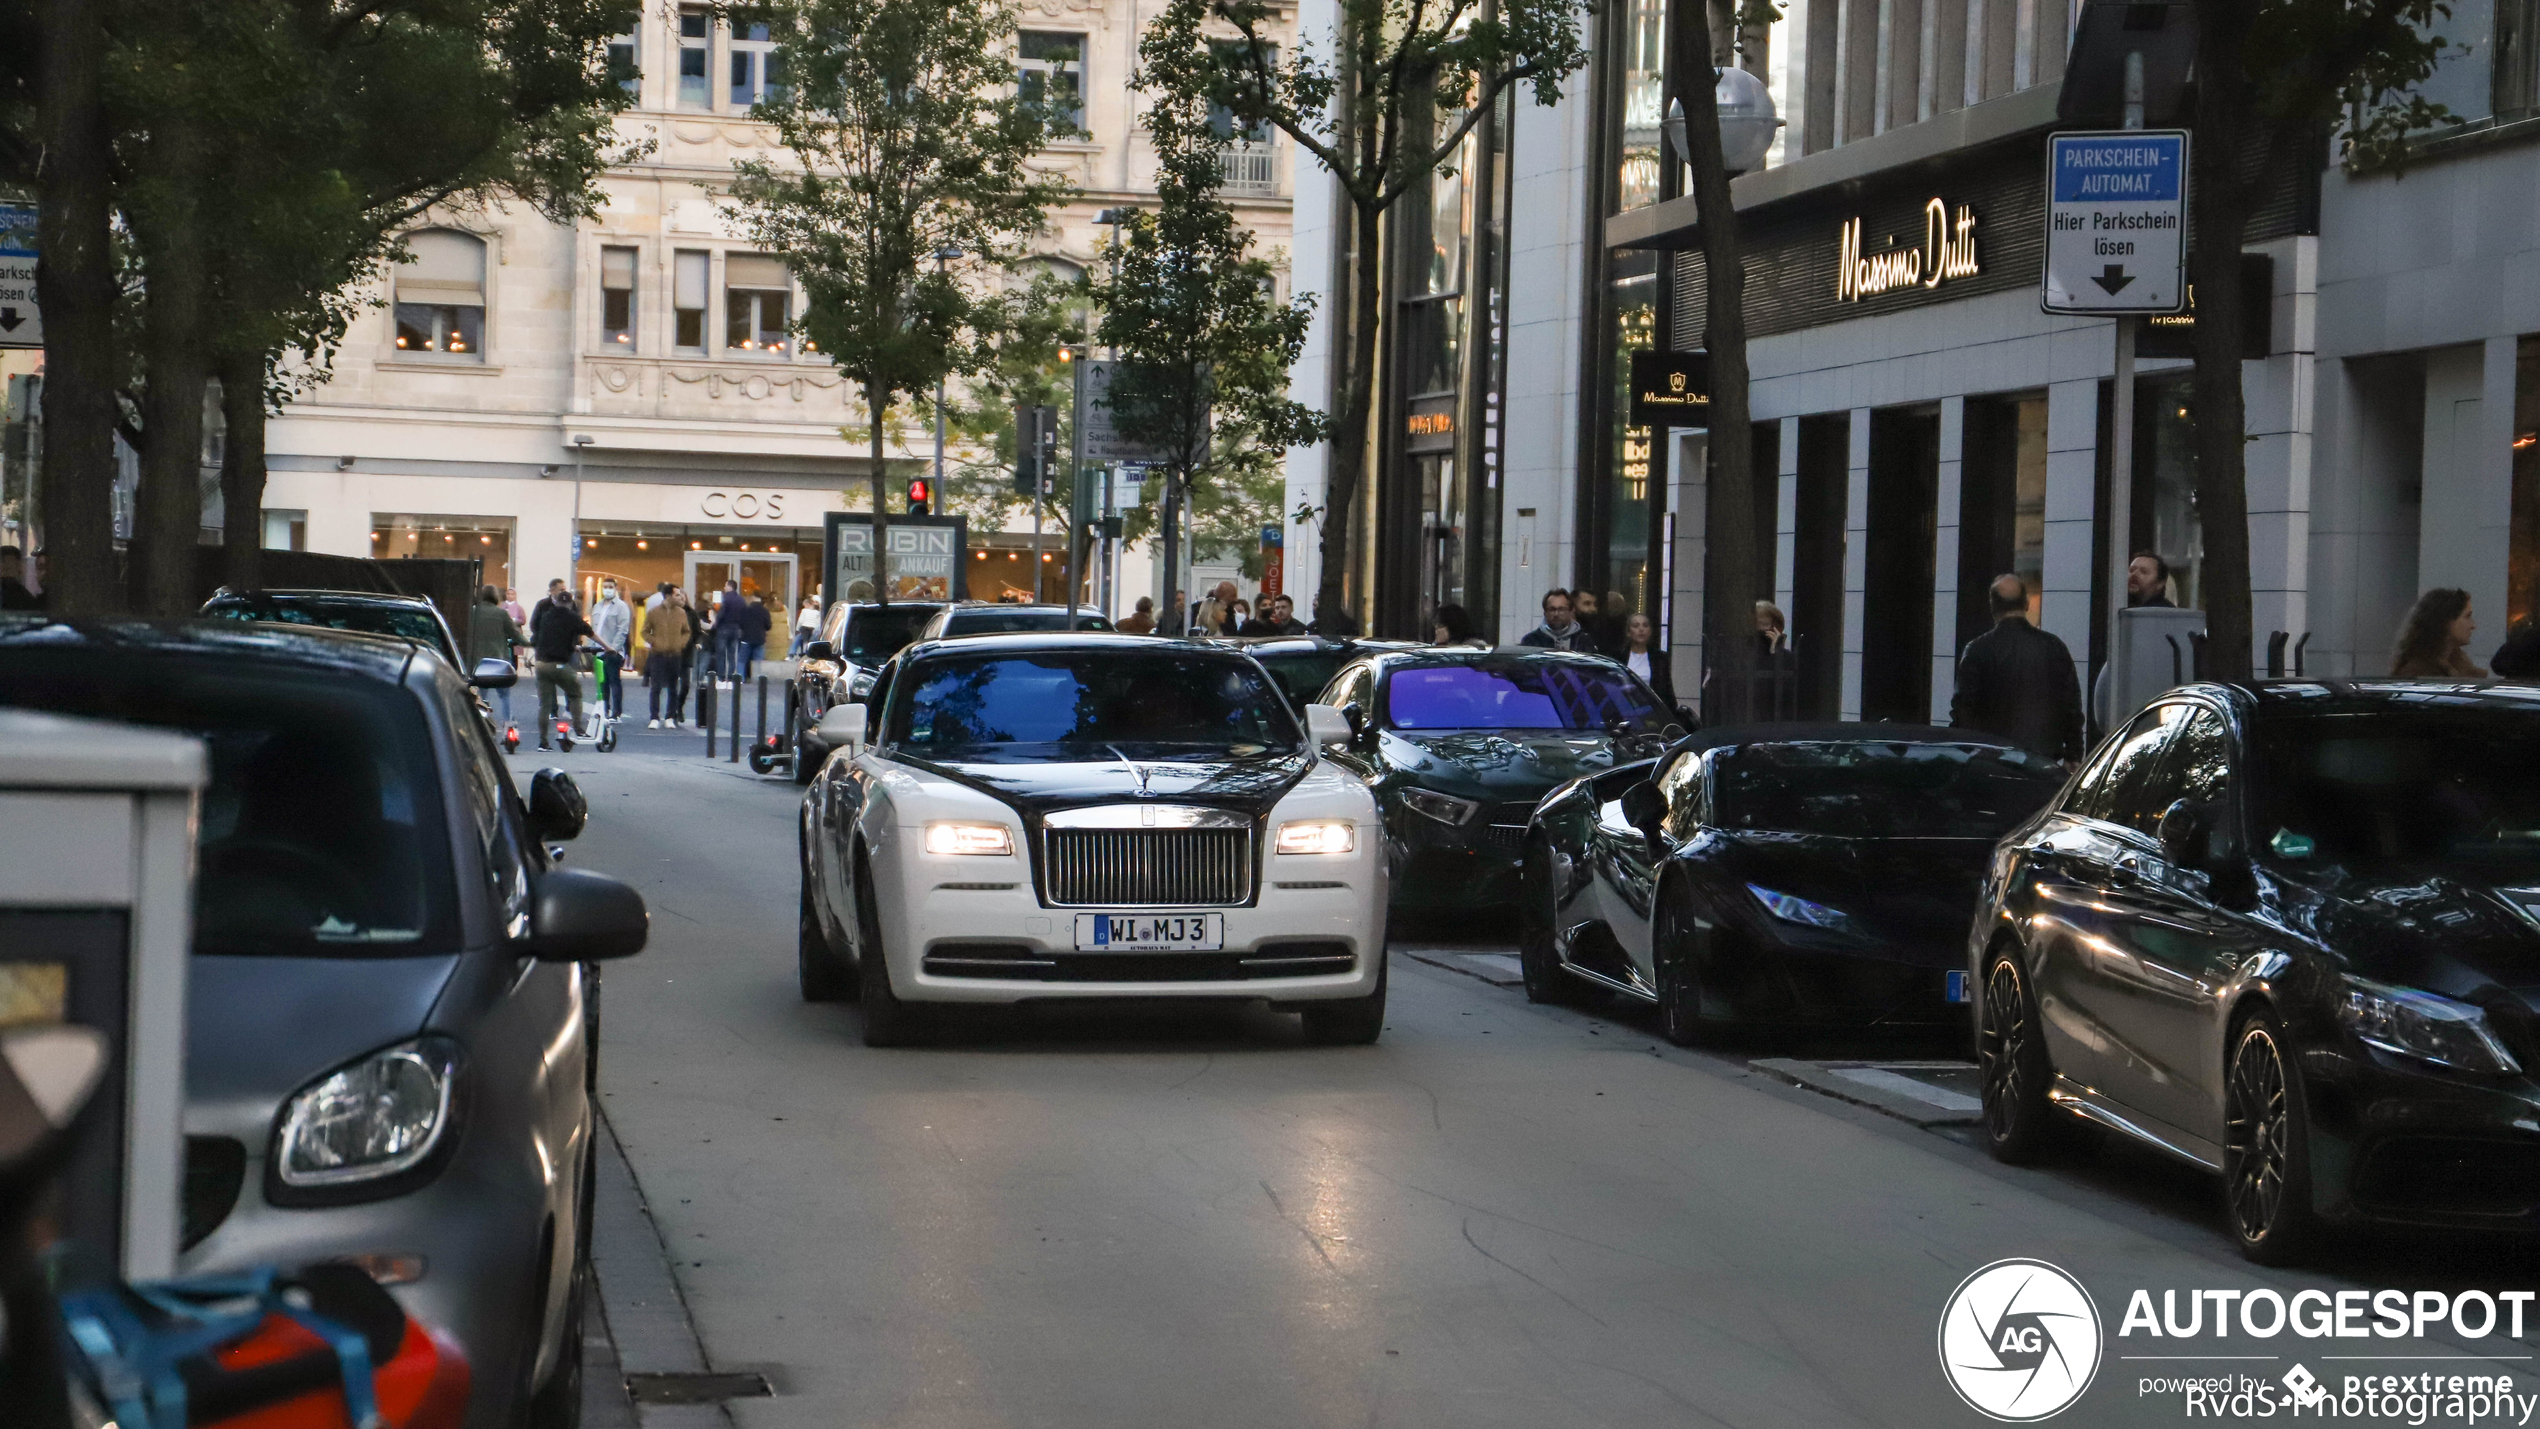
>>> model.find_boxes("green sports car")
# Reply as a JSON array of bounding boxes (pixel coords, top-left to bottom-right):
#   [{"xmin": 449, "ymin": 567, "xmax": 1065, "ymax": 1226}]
[{"xmin": 1310, "ymin": 647, "xmax": 1690, "ymax": 914}]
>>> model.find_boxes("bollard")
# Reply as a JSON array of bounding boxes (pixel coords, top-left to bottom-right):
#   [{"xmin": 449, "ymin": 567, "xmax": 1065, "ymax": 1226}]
[
  {"xmin": 757, "ymin": 676, "xmax": 769, "ymax": 754},
  {"xmin": 728, "ymin": 672, "xmax": 741, "ymax": 763},
  {"xmin": 702, "ymin": 679, "xmax": 717, "ymax": 759}
]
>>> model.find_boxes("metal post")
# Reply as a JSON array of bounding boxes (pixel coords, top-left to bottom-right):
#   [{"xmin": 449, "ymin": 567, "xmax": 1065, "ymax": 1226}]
[
  {"xmin": 1065, "ymin": 350, "xmax": 1087, "ymax": 618},
  {"xmin": 2104, "ymin": 53, "xmax": 2146, "ymax": 709},
  {"xmin": 757, "ymin": 674, "xmax": 768, "ymax": 754},
  {"xmin": 703, "ymin": 680, "xmax": 716, "ymax": 759},
  {"xmin": 1100, "ymin": 461, "xmax": 1116, "ymax": 619},
  {"xmin": 728, "ymin": 668, "xmax": 741, "ymax": 762}
]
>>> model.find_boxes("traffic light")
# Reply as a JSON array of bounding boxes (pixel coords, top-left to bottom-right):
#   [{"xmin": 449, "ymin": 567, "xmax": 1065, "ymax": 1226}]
[
  {"xmin": 1013, "ymin": 404, "xmax": 1057, "ymax": 496},
  {"xmin": 906, "ymin": 477, "xmax": 931, "ymax": 516}
]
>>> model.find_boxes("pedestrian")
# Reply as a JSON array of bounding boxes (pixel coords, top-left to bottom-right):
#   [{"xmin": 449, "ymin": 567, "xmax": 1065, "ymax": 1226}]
[
  {"xmin": 1117, "ymin": 596, "xmax": 1157, "ymax": 634},
  {"xmin": 591, "ymin": 579, "xmax": 633, "ymax": 719},
  {"xmin": 1569, "ymin": 590, "xmax": 1610, "ymax": 655},
  {"xmin": 710, "ymin": 582, "xmax": 746, "ymax": 679},
  {"xmin": 1237, "ymin": 597, "xmax": 1286, "ymax": 636},
  {"xmin": 1948, "ymin": 574, "xmax": 2084, "ymax": 763},
  {"xmin": 2392, "ymin": 587, "xmax": 2488, "ymax": 678},
  {"xmin": 668, "ymin": 588, "xmax": 699, "ymax": 720},
  {"xmin": 1193, "ymin": 594, "xmax": 1228, "ymax": 641},
  {"xmin": 531, "ymin": 591, "xmax": 593, "ymax": 749},
  {"xmin": 1519, "ymin": 589, "xmax": 1595, "ymax": 651},
  {"xmin": 738, "ymin": 594, "xmax": 774, "ymax": 678},
  {"xmin": 1307, "ymin": 593, "xmax": 1361, "ymax": 637},
  {"xmin": 791, "ymin": 592, "xmax": 820, "ymax": 656},
  {"xmin": 642, "ymin": 591, "xmax": 691, "ymax": 728},
  {"xmin": 2495, "ymin": 616, "xmax": 2540, "ymax": 679},
  {"xmin": 1260, "ymin": 594, "xmax": 1306, "ymax": 635},
  {"xmin": 1755, "ymin": 600, "xmax": 1790, "ymax": 660},
  {"xmin": 2128, "ymin": 551, "xmax": 2176, "ymax": 608},
  {"xmin": 527, "ymin": 577, "xmax": 566, "ymax": 642},
  {"xmin": 1620, "ymin": 611, "xmax": 1676, "ymax": 708},
  {"xmin": 1229, "ymin": 598, "xmax": 1252, "ymax": 631},
  {"xmin": 1432, "ymin": 603, "xmax": 1476, "ymax": 645},
  {"xmin": 464, "ymin": 584, "xmax": 528, "ymax": 724},
  {"xmin": 501, "ymin": 586, "xmax": 529, "ymax": 632},
  {"xmin": 0, "ymin": 546, "xmax": 37, "ymax": 611}
]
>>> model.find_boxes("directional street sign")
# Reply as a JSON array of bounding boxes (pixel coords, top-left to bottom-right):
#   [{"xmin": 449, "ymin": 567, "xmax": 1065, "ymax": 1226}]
[
  {"xmin": 2042, "ymin": 131, "xmax": 2187, "ymax": 314},
  {"xmin": 0, "ymin": 205, "xmax": 38, "ymax": 349}
]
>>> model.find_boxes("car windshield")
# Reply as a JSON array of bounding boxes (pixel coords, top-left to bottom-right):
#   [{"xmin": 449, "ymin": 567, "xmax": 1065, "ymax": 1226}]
[
  {"xmin": 889, "ymin": 651, "xmax": 1301, "ymax": 760},
  {"xmin": 1251, "ymin": 648, "xmax": 1350, "ymax": 712},
  {"xmin": 1382, "ymin": 660, "xmax": 1669, "ymax": 734},
  {"xmin": 202, "ymin": 599, "xmax": 452, "ymax": 661},
  {"xmin": 944, "ymin": 609, "xmax": 1113, "ymax": 636},
  {"xmin": 1711, "ymin": 741, "xmax": 2066, "ymax": 838},
  {"xmin": 2252, "ymin": 709, "xmax": 2540, "ymax": 873},
  {"xmin": 843, "ymin": 605, "xmax": 938, "ymax": 663},
  {"xmin": 0, "ymin": 652, "xmax": 458, "ymax": 956}
]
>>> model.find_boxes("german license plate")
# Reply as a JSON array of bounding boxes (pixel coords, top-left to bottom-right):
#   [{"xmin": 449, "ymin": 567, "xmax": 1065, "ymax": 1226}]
[
  {"xmin": 1946, "ymin": 969, "xmax": 1972, "ymax": 1004},
  {"xmin": 1074, "ymin": 913, "xmax": 1224, "ymax": 951}
]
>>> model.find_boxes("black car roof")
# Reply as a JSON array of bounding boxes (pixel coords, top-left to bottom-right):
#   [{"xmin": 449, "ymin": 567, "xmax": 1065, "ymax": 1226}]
[
  {"xmin": 906, "ymin": 631, "xmax": 1240, "ymax": 657},
  {"xmin": 2206, "ymin": 678, "xmax": 2540, "ymax": 719},
  {"xmin": 1675, "ymin": 721, "xmax": 2022, "ymax": 755},
  {"xmin": 0, "ymin": 614, "xmax": 425, "ymax": 681},
  {"xmin": 1361, "ymin": 645, "xmax": 1621, "ymax": 670},
  {"xmin": 203, "ymin": 588, "xmax": 435, "ymax": 609}
]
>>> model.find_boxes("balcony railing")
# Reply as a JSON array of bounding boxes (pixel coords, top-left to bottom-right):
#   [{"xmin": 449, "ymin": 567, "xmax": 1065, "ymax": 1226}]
[{"xmin": 1218, "ymin": 141, "xmax": 1277, "ymax": 195}]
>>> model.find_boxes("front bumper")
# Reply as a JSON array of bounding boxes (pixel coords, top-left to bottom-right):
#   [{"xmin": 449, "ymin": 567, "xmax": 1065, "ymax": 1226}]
[
  {"xmin": 2300, "ymin": 1042, "xmax": 2540, "ymax": 1229},
  {"xmin": 885, "ymin": 862, "xmax": 1386, "ymax": 1005},
  {"xmin": 1699, "ymin": 920, "xmax": 1972, "ymax": 1029},
  {"xmin": 1385, "ymin": 805, "xmax": 1536, "ymax": 909}
]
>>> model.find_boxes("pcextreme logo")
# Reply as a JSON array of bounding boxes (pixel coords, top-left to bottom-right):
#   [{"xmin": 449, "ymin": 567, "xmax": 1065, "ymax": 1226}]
[{"xmin": 1940, "ymin": 1259, "xmax": 2106, "ymax": 1421}]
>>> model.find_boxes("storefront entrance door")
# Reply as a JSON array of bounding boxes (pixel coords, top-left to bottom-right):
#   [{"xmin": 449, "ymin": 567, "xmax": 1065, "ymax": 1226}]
[{"xmin": 685, "ymin": 551, "xmax": 798, "ymax": 655}]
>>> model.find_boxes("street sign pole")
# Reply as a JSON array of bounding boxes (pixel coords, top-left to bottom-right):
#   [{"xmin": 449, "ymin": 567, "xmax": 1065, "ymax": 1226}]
[
  {"xmin": 1065, "ymin": 351, "xmax": 1088, "ymax": 614},
  {"xmin": 2044, "ymin": 118, "xmax": 2183, "ymax": 720}
]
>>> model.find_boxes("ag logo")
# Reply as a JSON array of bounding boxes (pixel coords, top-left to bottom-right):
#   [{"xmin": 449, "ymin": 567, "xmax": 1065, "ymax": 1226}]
[{"xmin": 1938, "ymin": 1259, "xmax": 2102, "ymax": 1421}]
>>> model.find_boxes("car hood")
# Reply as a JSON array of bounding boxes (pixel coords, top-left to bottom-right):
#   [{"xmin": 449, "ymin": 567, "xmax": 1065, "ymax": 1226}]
[
  {"xmin": 1382, "ymin": 729, "xmax": 1661, "ymax": 801},
  {"xmin": 2267, "ymin": 864, "xmax": 2540, "ymax": 1003},
  {"xmin": 917, "ymin": 750, "xmax": 1314, "ymax": 820},
  {"xmin": 187, "ymin": 954, "xmax": 460, "ymax": 1107},
  {"xmin": 1695, "ymin": 831, "xmax": 2001, "ymax": 959}
]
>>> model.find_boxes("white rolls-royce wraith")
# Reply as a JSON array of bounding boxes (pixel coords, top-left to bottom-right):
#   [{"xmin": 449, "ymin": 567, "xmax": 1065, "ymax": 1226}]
[{"xmin": 797, "ymin": 632, "xmax": 1387, "ymax": 1046}]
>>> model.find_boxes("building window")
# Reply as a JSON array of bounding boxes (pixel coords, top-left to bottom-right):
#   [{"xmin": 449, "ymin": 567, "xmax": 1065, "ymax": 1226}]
[
  {"xmin": 673, "ymin": 250, "xmax": 709, "ymax": 352},
  {"xmin": 1019, "ymin": 31, "xmax": 1085, "ymax": 134},
  {"xmin": 607, "ymin": 26, "xmax": 639, "ymax": 96},
  {"xmin": 392, "ymin": 230, "xmax": 487, "ymax": 362},
  {"xmin": 724, "ymin": 254, "xmax": 791, "ymax": 355},
  {"xmin": 1209, "ymin": 44, "xmax": 1278, "ymax": 194},
  {"xmin": 373, "ymin": 514, "xmax": 516, "ymax": 590},
  {"xmin": 600, "ymin": 246, "xmax": 637, "ymax": 347},
  {"xmin": 730, "ymin": 22, "xmax": 782, "ymax": 108},
  {"xmin": 678, "ymin": 8, "xmax": 711, "ymax": 109}
]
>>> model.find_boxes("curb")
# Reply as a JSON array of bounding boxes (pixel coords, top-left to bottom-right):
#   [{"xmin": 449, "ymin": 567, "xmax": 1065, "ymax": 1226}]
[{"xmin": 1749, "ymin": 1058, "xmax": 1985, "ymax": 1127}]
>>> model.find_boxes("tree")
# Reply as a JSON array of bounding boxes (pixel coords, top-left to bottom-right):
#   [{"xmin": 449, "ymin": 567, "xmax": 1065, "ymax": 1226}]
[
  {"xmin": 1154, "ymin": 0, "xmax": 1589, "ymax": 631},
  {"xmin": 1093, "ymin": 6, "xmax": 1325, "ymax": 632},
  {"xmin": 730, "ymin": 0, "xmax": 1072, "ymax": 603},
  {"xmin": 2185, "ymin": 0, "xmax": 2446, "ymax": 678}
]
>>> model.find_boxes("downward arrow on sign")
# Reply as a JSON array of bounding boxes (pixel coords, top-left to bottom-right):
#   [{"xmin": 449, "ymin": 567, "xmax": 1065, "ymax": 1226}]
[
  {"xmin": 2092, "ymin": 265, "xmax": 2135, "ymax": 295},
  {"xmin": 0, "ymin": 309, "xmax": 20, "ymax": 332}
]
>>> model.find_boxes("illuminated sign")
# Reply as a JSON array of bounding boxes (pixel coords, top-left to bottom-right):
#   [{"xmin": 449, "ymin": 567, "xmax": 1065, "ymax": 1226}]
[
  {"xmin": 1628, "ymin": 350, "xmax": 1711, "ymax": 429},
  {"xmin": 1406, "ymin": 396, "xmax": 1456, "ymax": 453},
  {"xmin": 1406, "ymin": 412, "xmax": 1454, "ymax": 436},
  {"xmin": 1837, "ymin": 198, "xmax": 1981, "ymax": 301}
]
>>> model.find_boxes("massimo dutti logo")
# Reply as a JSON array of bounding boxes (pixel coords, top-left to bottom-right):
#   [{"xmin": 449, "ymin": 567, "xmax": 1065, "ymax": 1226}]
[{"xmin": 1837, "ymin": 197, "xmax": 1982, "ymax": 301}]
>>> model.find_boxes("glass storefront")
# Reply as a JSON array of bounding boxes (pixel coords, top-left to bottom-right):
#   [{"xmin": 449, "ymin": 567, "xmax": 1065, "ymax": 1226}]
[
  {"xmin": 372, "ymin": 513, "xmax": 514, "ymax": 593},
  {"xmin": 1605, "ymin": 251, "xmax": 1661, "ymax": 623},
  {"xmin": 576, "ymin": 524, "xmax": 823, "ymax": 659},
  {"xmin": 1615, "ymin": 0, "xmax": 1668, "ymax": 213},
  {"xmin": 967, "ymin": 543, "xmax": 1058, "ymax": 603},
  {"xmin": 2511, "ymin": 337, "xmax": 2540, "ymax": 630},
  {"xmin": 2137, "ymin": 374, "xmax": 2204, "ymax": 611}
]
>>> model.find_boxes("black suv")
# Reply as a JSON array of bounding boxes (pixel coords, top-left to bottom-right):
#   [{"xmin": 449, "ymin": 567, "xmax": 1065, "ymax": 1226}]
[{"xmin": 787, "ymin": 601, "xmax": 943, "ymax": 784}]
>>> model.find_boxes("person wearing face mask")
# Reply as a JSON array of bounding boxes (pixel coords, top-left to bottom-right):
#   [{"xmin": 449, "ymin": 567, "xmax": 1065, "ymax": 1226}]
[{"xmin": 591, "ymin": 579, "xmax": 634, "ymax": 719}]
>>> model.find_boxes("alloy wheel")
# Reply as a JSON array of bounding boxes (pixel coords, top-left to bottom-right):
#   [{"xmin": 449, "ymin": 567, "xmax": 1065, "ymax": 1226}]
[
  {"xmin": 1978, "ymin": 961, "xmax": 2027, "ymax": 1142},
  {"xmin": 2225, "ymin": 1025, "xmax": 2291, "ymax": 1246}
]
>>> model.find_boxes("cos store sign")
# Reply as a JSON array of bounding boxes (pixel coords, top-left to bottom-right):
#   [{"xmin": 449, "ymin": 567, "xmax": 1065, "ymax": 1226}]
[{"xmin": 698, "ymin": 490, "xmax": 788, "ymax": 521}]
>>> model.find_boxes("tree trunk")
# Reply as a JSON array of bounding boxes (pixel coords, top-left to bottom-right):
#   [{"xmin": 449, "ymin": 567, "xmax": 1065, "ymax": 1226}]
[
  {"xmin": 218, "ymin": 348, "xmax": 269, "ymax": 593},
  {"xmin": 132, "ymin": 144, "xmax": 212, "ymax": 619},
  {"xmin": 1159, "ymin": 471, "xmax": 1184, "ymax": 634},
  {"xmin": 868, "ymin": 386, "xmax": 892, "ymax": 604},
  {"xmin": 1314, "ymin": 194, "xmax": 1383, "ymax": 632},
  {"xmin": 33, "ymin": 0, "xmax": 121, "ymax": 616},
  {"xmin": 1679, "ymin": 23, "xmax": 1759, "ymax": 723},
  {"xmin": 2187, "ymin": 0, "xmax": 2256, "ymax": 682}
]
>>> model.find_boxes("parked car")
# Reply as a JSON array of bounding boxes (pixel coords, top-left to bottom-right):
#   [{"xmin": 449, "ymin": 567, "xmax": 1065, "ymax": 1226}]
[
  {"xmin": 199, "ymin": 588, "xmax": 463, "ymax": 670},
  {"xmin": 0, "ymin": 615, "xmax": 649, "ymax": 1428},
  {"xmin": 1974, "ymin": 680, "xmax": 2540, "ymax": 1262},
  {"xmin": 796, "ymin": 632, "xmax": 1385, "ymax": 1046},
  {"xmin": 1523, "ymin": 724, "xmax": 2065, "ymax": 1038},
  {"xmin": 788, "ymin": 601, "xmax": 944, "ymax": 785},
  {"xmin": 1196, "ymin": 634, "xmax": 1417, "ymax": 717},
  {"xmin": 913, "ymin": 601, "xmax": 1113, "ymax": 642},
  {"xmin": 1310, "ymin": 647, "xmax": 1687, "ymax": 915}
]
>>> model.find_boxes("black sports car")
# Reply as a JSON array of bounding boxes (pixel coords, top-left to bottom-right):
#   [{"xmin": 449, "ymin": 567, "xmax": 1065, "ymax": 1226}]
[
  {"xmin": 1974, "ymin": 680, "xmax": 2540, "ymax": 1262},
  {"xmin": 1314, "ymin": 647, "xmax": 1686, "ymax": 914},
  {"xmin": 1522, "ymin": 724, "xmax": 2065, "ymax": 1038},
  {"xmin": 1198, "ymin": 635, "xmax": 1416, "ymax": 716},
  {"xmin": 788, "ymin": 601, "xmax": 943, "ymax": 783}
]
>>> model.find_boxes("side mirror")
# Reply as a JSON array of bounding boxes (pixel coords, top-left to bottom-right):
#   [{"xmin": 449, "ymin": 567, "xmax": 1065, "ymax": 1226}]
[
  {"xmin": 2157, "ymin": 798, "xmax": 2208, "ymax": 868},
  {"xmin": 817, "ymin": 702, "xmax": 868, "ymax": 755},
  {"xmin": 529, "ymin": 867, "xmax": 648, "ymax": 961},
  {"xmin": 1675, "ymin": 703, "xmax": 1698, "ymax": 730},
  {"xmin": 471, "ymin": 657, "xmax": 519, "ymax": 689},
  {"xmin": 528, "ymin": 768, "xmax": 587, "ymax": 842},
  {"xmin": 1620, "ymin": 779, "xmax": 1667, "ymax": 840},
  {"xmin": 1305, "ymin": 703, "xmax": 1351, "ymax": 748},
  {"xmin": 802, "ymin": 640, "xmax": 835, "ymax": 663}
]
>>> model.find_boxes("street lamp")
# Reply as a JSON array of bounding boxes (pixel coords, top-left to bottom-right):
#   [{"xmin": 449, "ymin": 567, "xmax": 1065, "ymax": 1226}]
[
  {"xmin": 931, "ymin": 246, "xmax": 961, "ymax": 514},
  {"xmin": 1664, "ymin": 66, "xmax": 1783, "ymax": 177}
]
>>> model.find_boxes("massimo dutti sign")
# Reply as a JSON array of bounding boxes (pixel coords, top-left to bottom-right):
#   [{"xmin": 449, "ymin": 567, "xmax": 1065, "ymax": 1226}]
[{"xmin": 1835, "ymin": 199, "xmax": 1982, "ymax": 301}]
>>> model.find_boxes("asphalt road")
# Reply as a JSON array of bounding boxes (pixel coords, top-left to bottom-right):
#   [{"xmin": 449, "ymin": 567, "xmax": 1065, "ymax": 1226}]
[{"xmin": 551, "ymin": 729, "xmax": 2540, "ymax": 1428}]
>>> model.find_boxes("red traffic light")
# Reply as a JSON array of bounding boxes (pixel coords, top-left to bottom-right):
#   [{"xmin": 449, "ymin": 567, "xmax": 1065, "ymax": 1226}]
[{"xmin": 906, "ymin": 477, "xmax": 932, "ymax": 516}]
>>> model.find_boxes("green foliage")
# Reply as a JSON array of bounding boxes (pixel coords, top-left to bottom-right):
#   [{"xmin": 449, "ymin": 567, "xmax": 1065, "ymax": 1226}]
[
  {"xmin": 2245, "ymin": 0, "xmax": 2453, "ymax": 170},
  {"xmin": 727, "ymin": 0, "xmax": 1074, "ymax": 418},
  {"xmin": 927, "ymin": 271, "xmax": 1095, "ymax": 536}
]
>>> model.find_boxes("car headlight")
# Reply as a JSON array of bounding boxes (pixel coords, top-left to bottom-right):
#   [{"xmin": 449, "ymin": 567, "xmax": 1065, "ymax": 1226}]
[
  {"xmin": 924, "ymin": 821, "xmax": 1015, "ymax": 856},
  {"xmin": 1276, "ymin": 820, "xmax": 1357, "ymax": 854},
  {"xmin": 848, "ymin": 667, "xmax": 877, "ymax": 697},
  {"xmin": 275, "ymin": 1038, "xmax": 459, "ymax": 1188},
  {"xmin": 1398, "ymin": 788, "xmax": 1478, "ymax": 826},
  {"xmin": 2338, "ymin": 975, "xmax": 2521, "ymax": 1074},
  {"xmin": 1747, "ymin": 883, "xmax": 1859, "ymax": 934}
]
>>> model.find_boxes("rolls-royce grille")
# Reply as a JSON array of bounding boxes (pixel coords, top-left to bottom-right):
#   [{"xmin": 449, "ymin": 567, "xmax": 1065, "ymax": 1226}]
[{"xmin": 1043, "ymin": 828, "xmax": 1253, "ymax": 907}]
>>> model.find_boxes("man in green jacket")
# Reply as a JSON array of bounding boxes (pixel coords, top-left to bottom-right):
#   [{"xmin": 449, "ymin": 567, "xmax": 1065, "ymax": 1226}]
[{"xmin": 466, "ymin": 584, "xmax": 528, "ymax": 724}]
